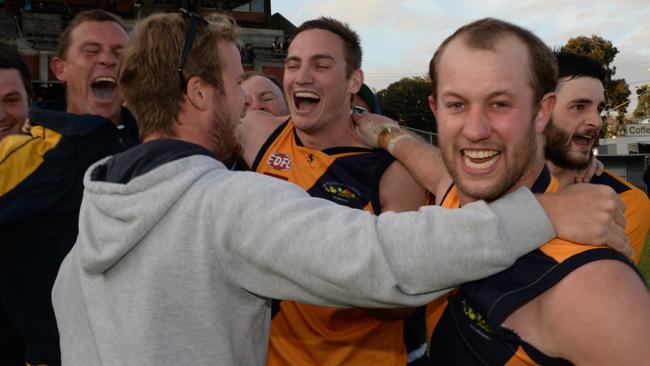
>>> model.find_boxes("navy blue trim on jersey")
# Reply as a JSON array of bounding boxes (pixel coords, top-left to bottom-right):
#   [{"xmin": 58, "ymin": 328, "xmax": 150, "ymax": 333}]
[
  {"xmin": 590, "ymin": 171, "xmax": 631, "ymax": 194},
  {"xmin": 427, "ymin": 164, "xmax": 642, "ymax": 366}
]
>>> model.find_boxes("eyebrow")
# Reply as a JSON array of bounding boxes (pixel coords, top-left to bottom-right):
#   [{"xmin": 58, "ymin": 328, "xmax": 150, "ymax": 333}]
[
  {"xmin": 80, "ymin": 41, "xmax": 124, "ymax": 51},
  {"xmin": 570, "ymin": 98, "xmax": 595, "ymax": 104},
  {"xmin": 285, "ymin": 54, "xmax": 335, "ymax": 64},
  {"xmin": 439, "ymin": 91, "xmax": 512, "ymax": 100}
]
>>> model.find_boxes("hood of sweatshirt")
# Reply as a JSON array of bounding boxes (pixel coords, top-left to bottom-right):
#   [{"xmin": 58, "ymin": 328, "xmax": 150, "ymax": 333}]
[{"xmin": 78, "ymin": 139, "xmax": 218, "ymax": 274}]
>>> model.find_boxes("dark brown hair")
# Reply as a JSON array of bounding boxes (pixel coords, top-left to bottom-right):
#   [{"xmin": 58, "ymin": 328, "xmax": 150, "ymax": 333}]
[{"xmin": 295, "ymin": 17, "xmax": 361, "ymax": 78}]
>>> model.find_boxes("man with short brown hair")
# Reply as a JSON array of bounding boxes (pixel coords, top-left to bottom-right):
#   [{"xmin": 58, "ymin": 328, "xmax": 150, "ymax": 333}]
[
  {"xmin": 354, "ymin": 18, "xmax": 650, "ymax": 365},
  {"xmin": 0, "ymin": 9, "xmax": 137, "ymax": 365}
]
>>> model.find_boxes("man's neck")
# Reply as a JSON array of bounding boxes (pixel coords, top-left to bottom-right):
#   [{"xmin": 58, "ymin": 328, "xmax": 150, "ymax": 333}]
[
  {"xmin": 66, "ymin": 103, "xmax": 121, "ymax": 126},
  {"xmin": 458, "ymin": 160, "xmax": 547, "ymax": 206},
  {"xmin": 295, "ymin": 114, "xmax": 365, "ymax": 151},
  {"xmin": 547, "ymin": 160, "xmax": 578, "ymax": 189}
]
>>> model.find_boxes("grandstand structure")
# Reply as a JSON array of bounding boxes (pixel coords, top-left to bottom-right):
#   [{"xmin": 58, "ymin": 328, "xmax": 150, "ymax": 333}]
[{"xmin": 0, "ymin": 0, "xmax": 295, "ymax": 99}]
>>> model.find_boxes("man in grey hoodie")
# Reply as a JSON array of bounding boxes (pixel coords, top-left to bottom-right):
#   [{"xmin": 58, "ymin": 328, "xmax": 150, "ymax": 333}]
[{"xmin": 52, "ymin": 11, "xmax": 628, "ymax": 366}]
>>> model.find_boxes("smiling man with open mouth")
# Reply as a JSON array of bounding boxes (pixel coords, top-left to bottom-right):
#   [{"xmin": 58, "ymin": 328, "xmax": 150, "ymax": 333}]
[{"xmin": 0, "ymin": 10, "xmax": 139, "ymax": 366}]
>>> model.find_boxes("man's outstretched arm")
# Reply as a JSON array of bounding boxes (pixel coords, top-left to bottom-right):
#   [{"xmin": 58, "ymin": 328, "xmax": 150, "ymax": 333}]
[{"xmin": 352, "ymin": 111, "xmax": 630, "ymax": 255}]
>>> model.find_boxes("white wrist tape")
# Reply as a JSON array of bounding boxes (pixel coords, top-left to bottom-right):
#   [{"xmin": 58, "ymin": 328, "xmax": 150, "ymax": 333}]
[{"xmin": 387, "ymin": 134, "xmax": 414, "ymax": 155}]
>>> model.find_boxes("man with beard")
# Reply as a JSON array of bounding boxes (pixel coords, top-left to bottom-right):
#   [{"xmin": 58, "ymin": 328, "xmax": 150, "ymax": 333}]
[
  {"xmin": 0, "ymin": 10, "xmax": 136, "ymax": 366},
  {"xmin": 545, "ymin": 51, "xmax": 650, "ymax": 263},
  {"xmin": 354, "ymin": 18, "xmax": 650, "ymax": 365},
  {"xmin": 53, "ymin": 11, "xmax": 629, "ymax": 366}
]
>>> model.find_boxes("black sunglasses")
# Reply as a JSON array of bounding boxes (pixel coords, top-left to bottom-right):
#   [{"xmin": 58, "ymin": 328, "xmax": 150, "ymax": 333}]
[{"xmin": 178, "ymin": 8, "xmax": 208, "ymax": 93}]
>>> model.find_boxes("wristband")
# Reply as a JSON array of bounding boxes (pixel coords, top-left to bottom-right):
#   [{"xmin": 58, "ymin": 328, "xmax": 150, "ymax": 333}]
[{"xmin": 387, "ymin": 134, "xmax": 414, "ymax": 155}]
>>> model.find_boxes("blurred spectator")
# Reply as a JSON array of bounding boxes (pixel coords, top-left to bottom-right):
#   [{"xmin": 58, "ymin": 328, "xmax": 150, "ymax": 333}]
[
  {"xmin": 272, "ymin": 36, "xmax": 282, "ymax": 54},
  {"xmin": 242, "ymin": 43, "xmax": 256, "ymax": 64},
  {"xmin": 0, "ymin": 42, "xmax": 31, "ymax": 141},
  {"xmin": 242, "ymin": 71, "xmax": 288, "ymax": 116}
]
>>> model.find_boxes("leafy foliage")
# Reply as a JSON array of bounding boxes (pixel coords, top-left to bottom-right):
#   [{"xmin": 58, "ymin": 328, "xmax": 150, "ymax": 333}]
[
  {"xmin": 376, "ymin": 77, "xmax": 436, "ymax": 133},
  {"xmin": 633, "ymin": 85, "xmax": 650, "ymax": 121}
]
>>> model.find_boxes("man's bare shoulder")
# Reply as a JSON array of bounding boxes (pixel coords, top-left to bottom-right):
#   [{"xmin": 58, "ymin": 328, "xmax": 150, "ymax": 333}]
[
  {"xmin": 379, "ymin": 160, "xmax": 427, "ymax": 213},
  {"xmin": 507, "ymin": 255, "xmax": 650, "ymax": 365},
  {"xmin": 237, "ymin": 111, "xmax": 289, "ymax": 167}
]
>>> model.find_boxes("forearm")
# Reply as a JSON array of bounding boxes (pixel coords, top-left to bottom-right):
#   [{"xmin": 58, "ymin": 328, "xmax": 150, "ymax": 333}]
[
  {"xmin": 378, "ymin": 129, "xmax": 446, "ymax": 196},
  {"xmin": 223, "ymin": 174, "xmax": 553, "ymax": 307}
]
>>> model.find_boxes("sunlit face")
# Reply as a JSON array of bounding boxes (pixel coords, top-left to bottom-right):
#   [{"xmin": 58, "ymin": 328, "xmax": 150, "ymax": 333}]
[
  {"xmin": 431, "ymin": 35, "xmax": 549, "ymax": 203},
  {"xmin": 209, "ymin": 40, "xmax": 244, "ymax": 162},
  {"xmin": 283, "ymin": 29, "xmax": 360, "ymax": 134},
  {"xmin": 242, "ymin": 75, "xmax": 289, "ymax": 116},
  {"xmin": 0, "ymin": 68, "xmax": 29, "ymax": 140},
  {"xmin": 545, "ymin": 76, "xmax": 604, "ymax": 170},
  {"xmin": 54, "ymin": 21, "xmax": 128, "ymax": 122}
]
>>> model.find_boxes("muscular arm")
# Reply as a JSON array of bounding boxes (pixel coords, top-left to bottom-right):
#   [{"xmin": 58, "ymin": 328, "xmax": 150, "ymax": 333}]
[
  {"xmin": 512, "ymin": 259, "xmax": 650, "ymax": 365},
  {"xmin": 236, "ymin": 110, "xmax": 287, "ymax": 167},
  {"xmin": 352, "ymin": 111, "xmax": 630, "ymax": 253}
]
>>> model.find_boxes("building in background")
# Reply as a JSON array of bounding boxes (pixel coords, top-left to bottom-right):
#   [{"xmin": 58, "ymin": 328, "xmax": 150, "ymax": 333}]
[{"xmin": 0, "ymin": 0, "xmax": 295, "ymax": 100}]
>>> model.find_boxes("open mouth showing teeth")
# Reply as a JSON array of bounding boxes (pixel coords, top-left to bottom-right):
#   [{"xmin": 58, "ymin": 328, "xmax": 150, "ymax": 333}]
[
  {"xmin": 293, "ymin": 91, "xmax": 320, "ymax": 110},
  {"xmin": 463, "ymin": 150, "xmax": 500, "ymax": 169},
  {"xmin": 91, "ymin": 77, "xmax": 117, "ymax": 100}
]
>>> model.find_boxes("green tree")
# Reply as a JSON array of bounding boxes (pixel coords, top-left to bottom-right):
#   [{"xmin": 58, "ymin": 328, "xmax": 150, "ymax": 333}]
[
  {"xmin": 633, "ymin": 85, "xmax": 650, "ymax": 121},
  {"xmin": 561, "ymin": 35, "xmax": 631, "ymax": 136},
  {"xmin": 376, "ymin": 76, "xmax": 435, "ymax": 133}
]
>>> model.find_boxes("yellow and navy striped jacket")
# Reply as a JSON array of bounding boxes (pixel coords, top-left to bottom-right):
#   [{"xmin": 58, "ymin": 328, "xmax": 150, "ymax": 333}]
[{"xmin": 0, "ymin": 102, "xmax": 138, "ymax": 363}]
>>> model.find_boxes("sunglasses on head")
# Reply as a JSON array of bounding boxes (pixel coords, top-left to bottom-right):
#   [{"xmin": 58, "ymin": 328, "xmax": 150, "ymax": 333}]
[{"xmin": 178, "ymin": 8, "xmax": 208, "ymax": 93}]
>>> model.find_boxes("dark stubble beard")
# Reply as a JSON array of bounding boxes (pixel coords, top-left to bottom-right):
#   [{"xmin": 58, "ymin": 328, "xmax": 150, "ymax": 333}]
[
  {"xmin": 544, "ymin": 120, "xmax": 593, "ymax": 170},
  {"xmin": 211, "ymin": 94, "xmax": 243, "ymax": 164}
]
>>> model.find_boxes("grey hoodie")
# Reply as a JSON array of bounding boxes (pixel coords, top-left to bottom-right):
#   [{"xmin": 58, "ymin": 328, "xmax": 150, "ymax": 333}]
[{"xmin": 53, "ymin": 140, "xmax": 554, "ymax": 365}]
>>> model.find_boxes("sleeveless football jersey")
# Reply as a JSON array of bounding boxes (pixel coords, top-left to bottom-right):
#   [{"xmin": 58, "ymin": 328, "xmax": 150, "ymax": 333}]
[
  {"xmin": 253, "ymin": 120, "xmax": 412, "ymax": 366},
  {"xmin": 425, "ymin": 166, "xmax": 641, "ymax": 365}
]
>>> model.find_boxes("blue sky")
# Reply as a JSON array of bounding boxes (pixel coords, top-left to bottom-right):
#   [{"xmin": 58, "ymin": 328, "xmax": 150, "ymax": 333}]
[{"xmin": 271, "ymin": 0, "xmax": 650, "ymax": 113}]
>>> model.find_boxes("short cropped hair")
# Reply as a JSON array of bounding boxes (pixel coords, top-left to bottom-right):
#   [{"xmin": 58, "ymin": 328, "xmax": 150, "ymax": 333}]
[
  {"xmin": 295, "ymin": 17, "xmax": 361, "ymax": 78},
  {"xmin": 429, "ymin": 18, "xmax": 557, "ymax": 105},
  {"xmin": 555, "ymin": 51, "xmax": 606, "ymax": 84},
  {"xmin": 58, "ymin": 9, "xmax": 127, "ymax": 59},
  {"xmin": 118, "ymin": 12, "xmax": 237, "ymax": 139},
  {"xmin": 0, "ymin": 42, "xmax": 33, "ymax": 100}
]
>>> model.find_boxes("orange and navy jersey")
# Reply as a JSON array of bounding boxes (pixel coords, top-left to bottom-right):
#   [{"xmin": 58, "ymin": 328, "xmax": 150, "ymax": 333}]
[
  {"xmin": 252, "ymin": 120, "xmax": 395, "ymax": 214},
  {"xmin": 253, "ymin": 120, "xmax": 410, "ymax": 365},
  {"xmin": 425, "ymin": 166, "xmax": 641, "ymax": 365},
  {"xmin": 590, "ymin": 170, "xmax": 650, "ymax": 263}
]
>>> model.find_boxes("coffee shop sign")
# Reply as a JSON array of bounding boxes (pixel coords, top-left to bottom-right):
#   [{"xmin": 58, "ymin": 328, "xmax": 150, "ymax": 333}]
[{"xmin": 626, "ymin": 124, "xmax": 650, "ymax": 136}]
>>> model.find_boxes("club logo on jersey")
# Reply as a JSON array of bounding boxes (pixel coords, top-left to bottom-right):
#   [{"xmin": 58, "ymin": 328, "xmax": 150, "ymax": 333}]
[
  {"xmin": 461, "ymin": 298, "xmax": 493, "ymax": 337},
  {"xmin": 323, "ymin": 181, "xmax": 361, "ymax": 202},
  {"xmin": 266, "ymin": 152, "xmax": 292, "ymax": 171}
]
